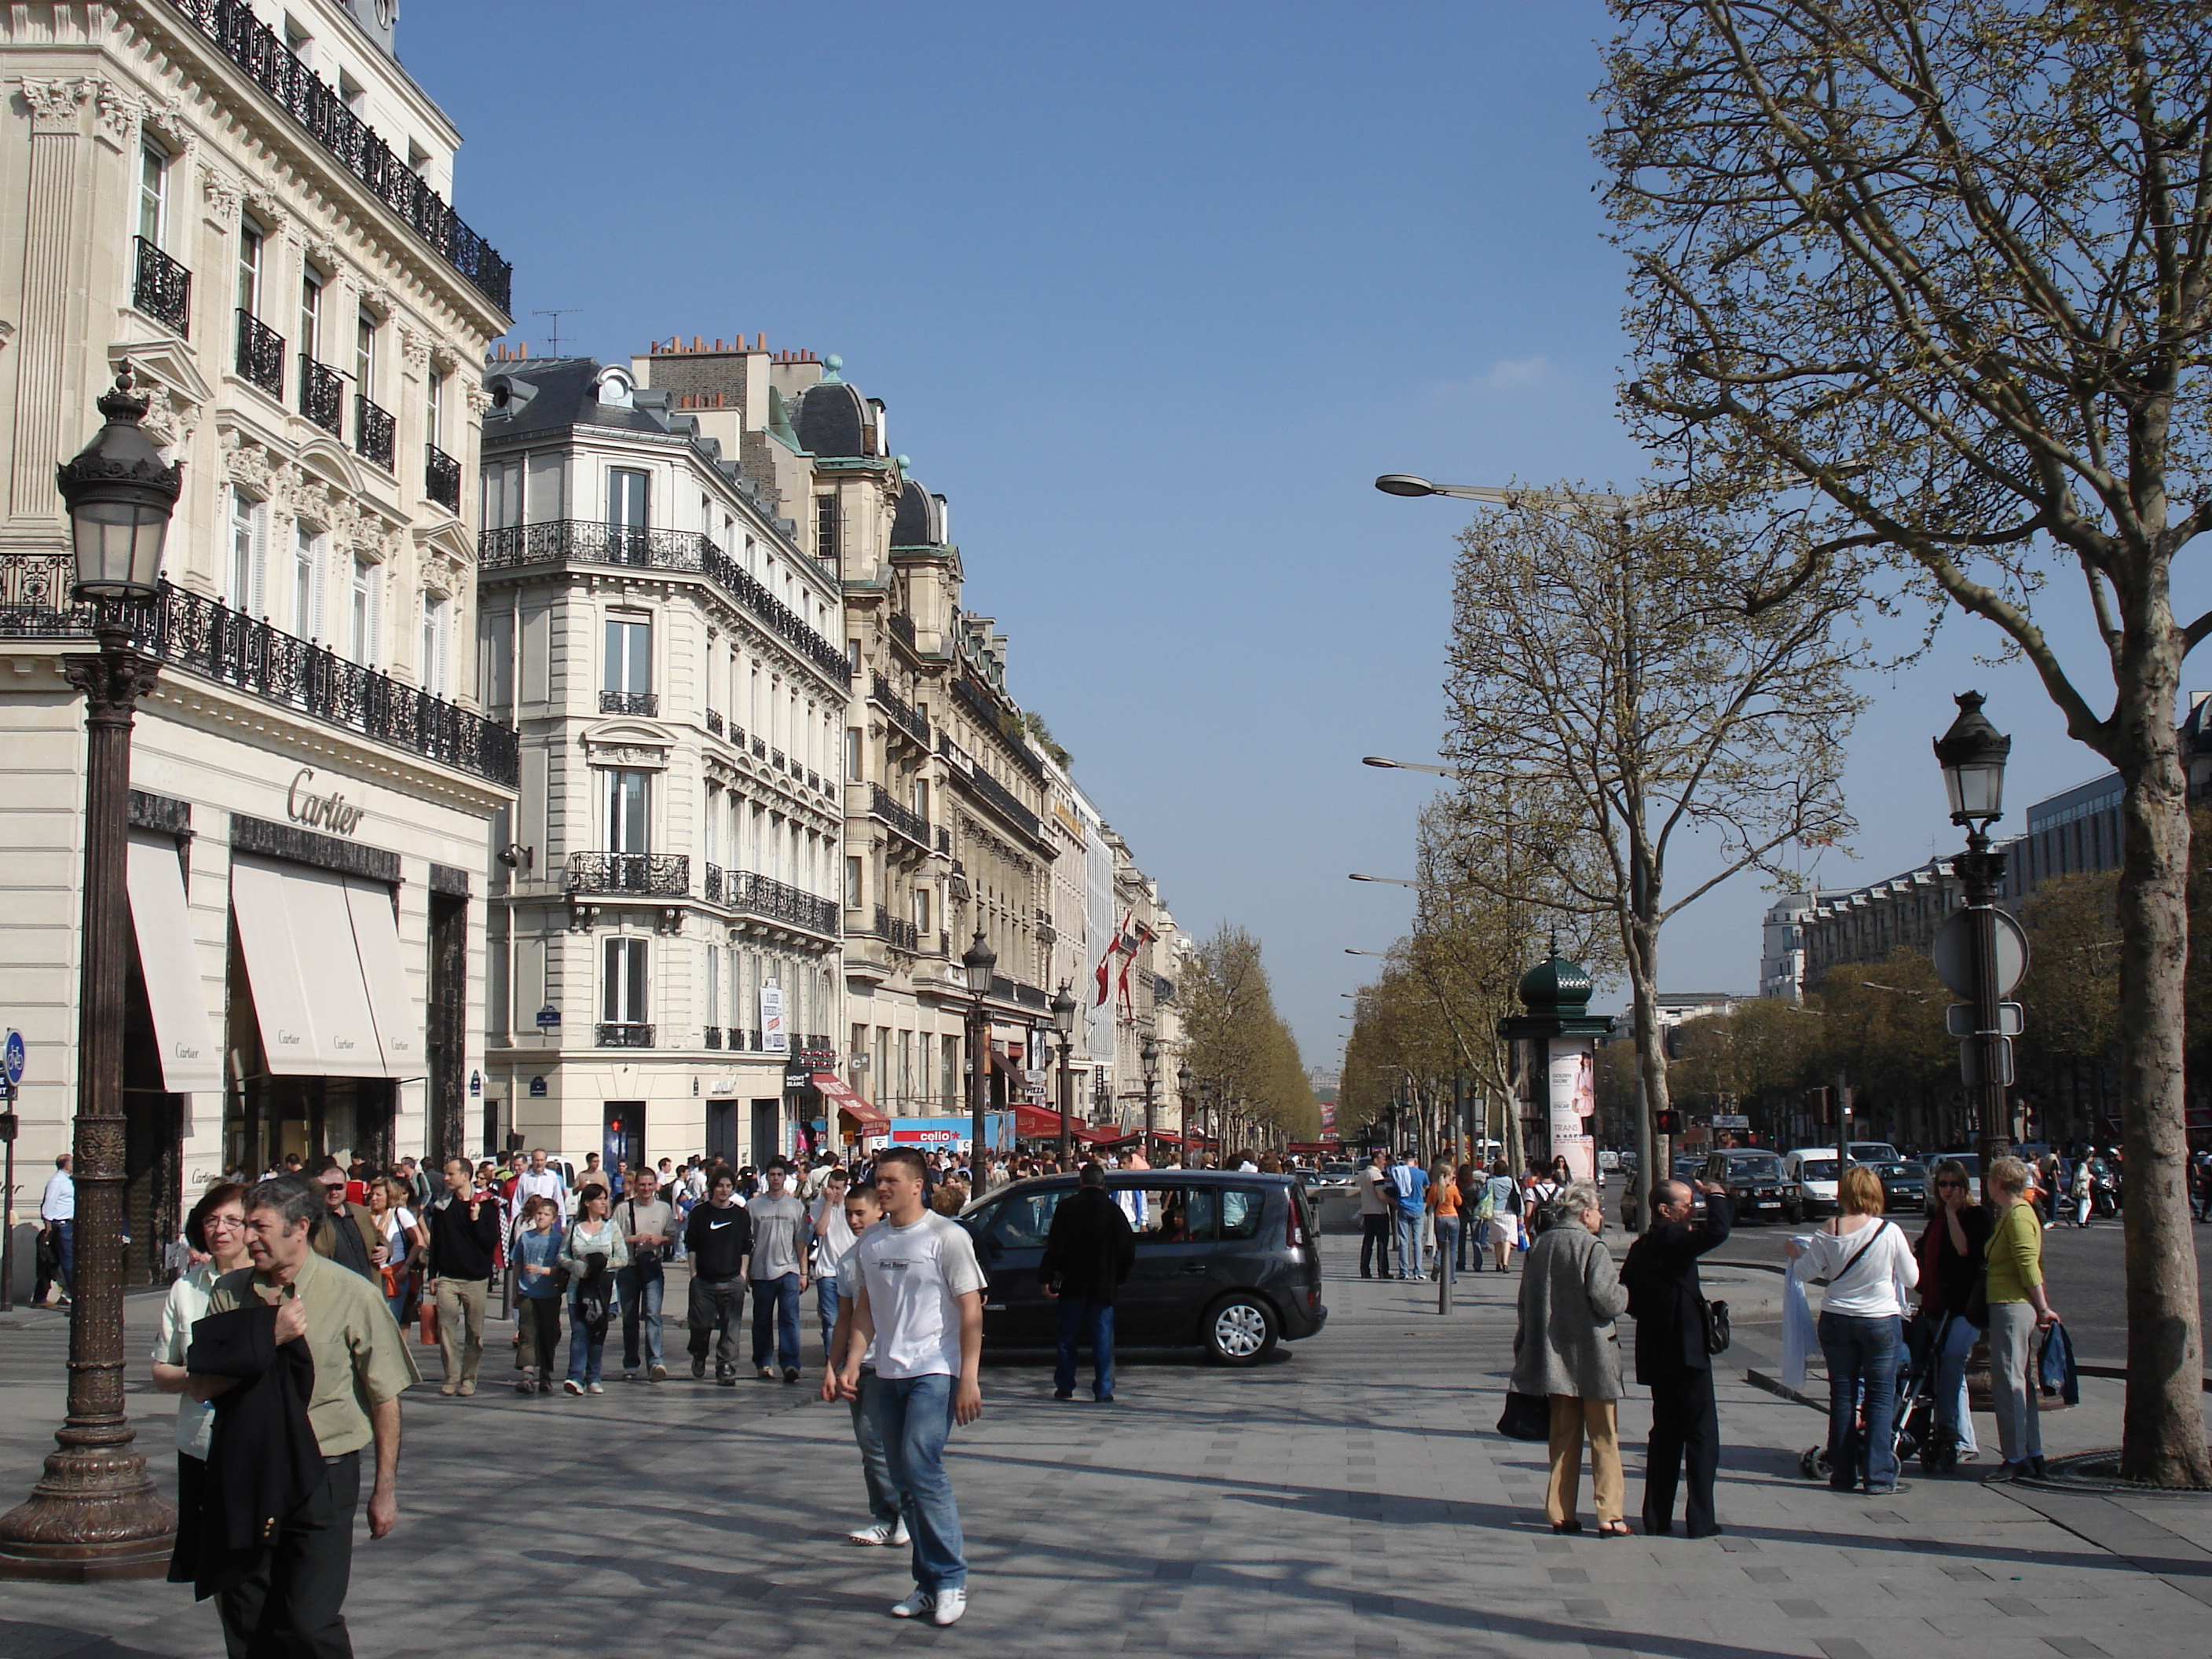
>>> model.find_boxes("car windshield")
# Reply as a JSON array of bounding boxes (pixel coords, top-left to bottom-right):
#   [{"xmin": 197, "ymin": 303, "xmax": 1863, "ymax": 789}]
[
  {"xmin": 1724, "ymin": 1155, "xmax": 1785, "ymax": 1180},
  {"xmin": 1875, "ymin": 1163, "xmax": 1917, "ymax": 1177},
  {"xmin": 1798, "ymin": 1158, "xmax": 1838, "ymax": 1181},
  {"xmin": 1850, "ymin": 1142, "xmax": 1901, "ymax": 1163}
]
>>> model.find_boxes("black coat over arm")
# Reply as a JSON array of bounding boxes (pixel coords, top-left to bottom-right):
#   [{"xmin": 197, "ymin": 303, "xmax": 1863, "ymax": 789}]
[{"xmin": 1623, "ymin": 1192, "xmax": 1733, "ymax": 1383}]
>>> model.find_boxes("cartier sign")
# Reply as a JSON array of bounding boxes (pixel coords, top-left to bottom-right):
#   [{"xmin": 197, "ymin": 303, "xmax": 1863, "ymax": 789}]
[{"xmin": 287, "ymin": 768, "xmax": 366, "ymax": 837}]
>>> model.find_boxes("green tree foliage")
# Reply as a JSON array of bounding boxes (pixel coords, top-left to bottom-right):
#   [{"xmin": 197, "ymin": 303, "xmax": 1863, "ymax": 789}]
[{"xmin": 1181, "ymin": 923, "xmax": 1317, "ymax": 1142}]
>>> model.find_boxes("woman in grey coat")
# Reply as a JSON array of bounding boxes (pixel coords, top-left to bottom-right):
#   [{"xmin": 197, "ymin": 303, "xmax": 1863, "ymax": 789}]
[{"xmin": 1510, "ymin": 1181, "xmax": 1631, "ymax": 1534}]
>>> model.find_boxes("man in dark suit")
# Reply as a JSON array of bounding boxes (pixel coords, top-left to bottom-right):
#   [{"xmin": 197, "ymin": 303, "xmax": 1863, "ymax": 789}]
[
  {"xmin": 1040, "ymin": 1163, "xmax": 1137, "ymax": 1403},
  {"xmin": 1623, "ymin": 1178, "xmax": 1731, "ymax": 1537}
]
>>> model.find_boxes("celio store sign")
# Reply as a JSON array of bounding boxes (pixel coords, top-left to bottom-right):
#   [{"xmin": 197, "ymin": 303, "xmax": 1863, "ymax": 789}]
[{"xmin": 287, "ymin": 768, "xmax": 368, "ymax": 837}]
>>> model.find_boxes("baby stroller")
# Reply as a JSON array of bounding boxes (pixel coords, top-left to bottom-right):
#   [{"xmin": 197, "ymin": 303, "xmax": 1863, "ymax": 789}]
[{"xmin": 1797, "ymin": 1313, "xmax": 1954, "ymax": 1481}]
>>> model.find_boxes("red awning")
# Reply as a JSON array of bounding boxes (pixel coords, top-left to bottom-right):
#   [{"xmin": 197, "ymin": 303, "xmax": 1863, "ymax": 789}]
[
  {"xmin": 812, "ymin": 1073, "xmax": 888, "ymax": 1134},
  {"xmin": 1075, "ymin": 1123, "xmax": 1134, "ymax": 1146},
  {"xmin": 1011, "ymin": 1101, "xmax": 1064, "ymax": 1139}
]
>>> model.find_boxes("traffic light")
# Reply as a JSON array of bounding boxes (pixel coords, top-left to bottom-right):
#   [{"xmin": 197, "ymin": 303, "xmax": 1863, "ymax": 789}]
[{"xmin": 1654, "ymin": 1110, "xmax": 1682, "ymax": 1137}]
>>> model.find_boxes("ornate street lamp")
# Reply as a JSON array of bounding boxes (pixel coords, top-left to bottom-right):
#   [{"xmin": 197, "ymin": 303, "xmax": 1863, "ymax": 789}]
[
  {"xmin": 1050, "ymin": 982, "xmax": 1079, "ymax": 1164},
  {"xmin": 1933, "ymin": 690, "xmax": 2014, "ymax": 1173},
  {"xmin": 0, "ymin": 365, "xmax": 181, "ymax": 1580},
  {"xmin": 1197, "ymin": 1079, "xmax": 1214, "ymax": 1166},
  {"xmin": 1175, "ymin": 1061, "xmax": 1192, "ymax": 1163},
  {"xmin": 961, "ymin": 931, "xmax": 997, "ymax": 1166},
  {"xmin": 1140, "ymin": 1034, "xmax": 1160, "ymax": 1162}
]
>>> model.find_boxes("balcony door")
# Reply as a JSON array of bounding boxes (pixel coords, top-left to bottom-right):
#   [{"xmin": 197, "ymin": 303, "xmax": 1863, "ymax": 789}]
[
  {"xmin": 602, "ymin": 938, "xmax": 648, "ymax": 1028},
  {"xmin": 605, "ymin": 769, "xmax": 650, "ymax": 856},
  {"xmin": 607, "ymin": 468, "xmax": 649, "ymax": 560}
]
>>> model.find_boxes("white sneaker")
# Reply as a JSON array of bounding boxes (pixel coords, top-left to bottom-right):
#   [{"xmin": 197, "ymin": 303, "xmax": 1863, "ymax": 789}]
[
  {"xmin": 848, "ymin": 1522, "xmax": 896, "ymax": 1547},
  {"xmin": 890, "ymin": 1587, "xmax": 935, "ymax": 1620},
  {"xmin": 932, "ymin": 1588, "xmax": 967, "ymax": 1626},
  {"xmin": 892, "ymin": 1520, "xmax": 911, "ymax": 1546}
]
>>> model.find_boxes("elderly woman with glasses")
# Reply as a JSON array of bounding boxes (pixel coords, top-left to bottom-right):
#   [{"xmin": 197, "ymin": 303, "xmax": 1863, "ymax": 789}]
[
  {"xmin": 1511, "ymin": 1180, "xmax": 1632, "ymax": 1535},
  {"xmin": 148, "ymin": 1180, "xmax": 253, "ymax": 1583},
  {"xmin": 1912, "ymin": 1159, "xmax": 1991, "ymax": 1470}
]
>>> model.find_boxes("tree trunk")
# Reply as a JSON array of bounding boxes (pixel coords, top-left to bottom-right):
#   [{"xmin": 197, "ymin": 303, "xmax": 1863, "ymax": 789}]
[
  {"xmin": 2112, "ymin": 637, "xmax": 2211, "ymax": 1486},
  {"xmin": 1624, "ymin": 910, "xmax": 1669, "ymax": 1236}
]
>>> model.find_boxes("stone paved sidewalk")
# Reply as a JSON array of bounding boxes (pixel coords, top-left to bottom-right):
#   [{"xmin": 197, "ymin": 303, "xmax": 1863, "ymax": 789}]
[{"xmin": 0, "ymin": 1247, "xmax": 2207, "ymax": 1657}]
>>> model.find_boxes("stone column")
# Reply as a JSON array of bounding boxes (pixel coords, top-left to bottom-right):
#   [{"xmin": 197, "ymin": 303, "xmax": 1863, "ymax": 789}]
[{"xmin": 9, "ymin": 78, "xmax": 90, "ymax": 523}]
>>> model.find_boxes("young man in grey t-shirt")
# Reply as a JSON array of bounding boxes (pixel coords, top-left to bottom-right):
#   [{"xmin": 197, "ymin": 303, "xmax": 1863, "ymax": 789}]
[
  {"xmin": 748, "ymin": 1161, "xmax": 810, "ymax": 1382},
  {"xmin": 614, "ymin": 1168, "xmax": 679, "ymax": 1382}
]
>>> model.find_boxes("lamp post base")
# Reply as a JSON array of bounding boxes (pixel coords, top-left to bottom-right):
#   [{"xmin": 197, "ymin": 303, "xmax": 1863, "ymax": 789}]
[{"xmin": 0, "ymin": 1445, "xmax": 175, "ymax": 1581}]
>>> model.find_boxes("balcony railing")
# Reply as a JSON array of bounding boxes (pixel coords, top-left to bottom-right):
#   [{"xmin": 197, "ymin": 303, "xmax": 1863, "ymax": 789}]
[
  {"xmin": 299, "ymin": 357, "xmax": 344, "ymax": 437},
  {"xmin": 874, "ymin": 905, "xmax": 920, "ymax": 953},
  {"xmin": 704, "ymin": 863, "xmax": 723, "ymax": 903},
  {"xmin": 888, "ymin": 610, "xmax": 917, "ymax": 650},
  {"xmin": 704, "ymin": 1026, "xmax": 723, "ymax": 1050},
  {"xmin": 947, "ymin": 751, "xmax": 1042, "ymax": 840},
  {"xmin": 599, "ymin": 689, "xmax": 658, "ymax": 716},
  {"xmin": 705, "ymin": 709, "xmax": 723, "ymax": 737},
  {"xmin": 236, "ymin": 310, "xmax": 284, "ymax": 397},
  {"xmin": 596, "ymin": 1022, "xmax": 654, "ymax": 1049},
  {"xmin": 0, "ymin": 555, "xmax": 518, "ymax": 786},
  {"xmin": 354, "ymin": 394, "xmax": 394, "ymax": 468},
  {"xmin": 750, "ymin": 734, "xmax": 767, "ymax": 759},
  {"xmin": 771, "ymin": 748, "xmax": 786, "ymax": 771},
  {"xmin": 476, "ymin": 521, "xmax": 851, "ymax": 683},
  {"xmin": 727, "ymin": 870, "xmax": 840, "ymax": 939},
  {"xmin": 871, "ymin": 672, "xmax": 931, "ymax": 746},
  {"xmin": 954, "ymin": 676, "xmax": 1046, "ymax": 778},
  {"xmin": 566, "ymin": 851, "xmax": 688, "ymax": 896},
  {"xmin": 163, "ymin": 1, "xmax": 511, "ymax": 313},
  {"xmin": 133, "ymin": 236, "xmax": 191, "ymax": 335},
  {"xmin": 424, "ymin": 443, "xmax": 460, "ymax": 511},
  {"xmin": 870, "ymin": 783, "xmax": 932, "ymax": 849}
]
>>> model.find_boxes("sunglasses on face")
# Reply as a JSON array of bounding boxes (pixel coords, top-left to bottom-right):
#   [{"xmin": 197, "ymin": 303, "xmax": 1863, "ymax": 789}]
[{"xmin": 1935, "ymin": 1180, "xmax": 1965, "ymax": 1190}]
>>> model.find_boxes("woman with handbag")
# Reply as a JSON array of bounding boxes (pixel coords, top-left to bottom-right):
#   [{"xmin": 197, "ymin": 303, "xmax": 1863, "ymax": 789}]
[
  {"xmin": 1483, "ymin": 1160, "xmax": 1521, "ymax": 1273},
  {"xmin": 1913, "ymin": 1159, "xmax": 1990, "ymax": 1470},
  {"xmin": 1509, "ymin": 1181, "xmax": 1632, "ymax": 1536},
  {"xmin": 365, "ymin": 1177, "xmax": 425, "ymax": 1326},
  {"xmin": 561, "ymin": 1184, "xmax": 628, "ymax": 1396},
  {"xmin": 1786, "ymin": 1166, "xmax": 1919, "ymax": 1494}
]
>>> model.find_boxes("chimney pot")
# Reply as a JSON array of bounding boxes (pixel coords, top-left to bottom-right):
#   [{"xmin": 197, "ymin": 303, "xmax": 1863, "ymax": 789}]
[{"xmin": 692, "ymin": 335, "xmax": 703, "ymax": 352}]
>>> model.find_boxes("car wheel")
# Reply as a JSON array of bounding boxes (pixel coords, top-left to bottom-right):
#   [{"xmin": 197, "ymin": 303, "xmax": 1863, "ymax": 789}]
[
  {"xmin": 1204, "ymin": 1293, "xmax": 1279, "ymax": 1367},
  {"xmin": 1782, "ymin": 1199, "xmax": 1804, "ymax": 1225}
]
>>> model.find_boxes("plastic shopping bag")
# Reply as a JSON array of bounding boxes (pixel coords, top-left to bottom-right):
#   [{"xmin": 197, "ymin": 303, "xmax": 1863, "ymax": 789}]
[{"xmin": 1781, "ymin": 1249, "xmax": 1818, "ymax": 1393}]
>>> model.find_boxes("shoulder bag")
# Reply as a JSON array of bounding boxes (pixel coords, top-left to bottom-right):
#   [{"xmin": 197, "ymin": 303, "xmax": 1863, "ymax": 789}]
[
  {"xmin": 1807, "ymin": 1220, "xmax": 1888, "ymax": 1287},
  {"xmin": 1699, "ymin": 1297, "xmax": 1731, "ymax": 1355},
  {"xmin": 1496, "ymin": 1390, "xmax": 1551, "ymax": 1441}
]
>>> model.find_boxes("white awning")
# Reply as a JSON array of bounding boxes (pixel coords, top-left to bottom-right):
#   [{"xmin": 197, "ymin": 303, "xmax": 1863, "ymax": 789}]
[
  {"xmin": 344, "ymin": 878, "xmax": 416, "ymax": 1075},
  {"xmin": 229, "ymin": 855, "xmax": 396, "ymax": 1079},
  {"xmin": 125, "ymin": 836, "xmax": 222, "ymax": 1093}
]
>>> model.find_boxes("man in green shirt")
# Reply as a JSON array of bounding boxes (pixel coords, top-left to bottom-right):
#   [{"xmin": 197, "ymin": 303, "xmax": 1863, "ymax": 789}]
[{"xmin": 194, "ymin": 1174, "xmax": 419, "ymax": 1657}]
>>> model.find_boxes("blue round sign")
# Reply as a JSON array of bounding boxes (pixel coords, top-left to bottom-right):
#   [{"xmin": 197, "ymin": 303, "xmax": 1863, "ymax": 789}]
[{"xmin": 3, "ymin": 1029, "xmax": 24, "ymax": 1087}]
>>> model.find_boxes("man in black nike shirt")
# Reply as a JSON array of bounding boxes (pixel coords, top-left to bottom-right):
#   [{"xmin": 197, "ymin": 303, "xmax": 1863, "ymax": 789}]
[{"xmin": 684, "ymin": 1168, "xmax": 753, "ymax": 1382}]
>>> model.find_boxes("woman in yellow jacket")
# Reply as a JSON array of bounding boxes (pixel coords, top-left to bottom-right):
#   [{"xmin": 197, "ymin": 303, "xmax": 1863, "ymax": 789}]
[{"xmin": 1983, "ymin": 1155, "xmax": 2060, "ymax": 1481}]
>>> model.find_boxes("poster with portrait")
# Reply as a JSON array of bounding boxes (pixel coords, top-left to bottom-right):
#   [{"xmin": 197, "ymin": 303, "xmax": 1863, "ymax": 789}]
[{"xmin": 1547, "ymin": 1038, "xmax": 1596, "ymax": 1181}]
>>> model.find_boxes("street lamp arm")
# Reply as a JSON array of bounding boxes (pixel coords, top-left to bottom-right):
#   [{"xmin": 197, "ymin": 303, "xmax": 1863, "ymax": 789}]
[
  {"xmin": 1349, "ymin": 873, "xmax": 1422, "ymax": 888},
  {"xmin": 1375, "ymin": 474, "xmax": 1660, "ymax": 511},
  {"xmin": 1361, "ymin": 756, "xmax": 1465, "ymax": 778}
]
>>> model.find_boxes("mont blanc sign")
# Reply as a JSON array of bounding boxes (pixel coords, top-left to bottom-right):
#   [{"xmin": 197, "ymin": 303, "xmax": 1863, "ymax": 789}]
[{"xmin": 287, "ymin": 768, "xmax": 367, "ymax": 837}]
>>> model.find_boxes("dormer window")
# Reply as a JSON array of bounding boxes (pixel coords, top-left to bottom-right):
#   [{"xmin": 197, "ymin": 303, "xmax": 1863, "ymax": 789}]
[{"xmin": 594, "ymin": 364, "xmax": 635, "ymax": 408}]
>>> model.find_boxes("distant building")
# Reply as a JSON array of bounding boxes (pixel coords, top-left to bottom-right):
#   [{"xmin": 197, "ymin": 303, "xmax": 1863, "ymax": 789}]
[
  {"xmin": 1759, "ymin": 893, "xmax": 1823, "ymax": 1002},
  {"xmin": 1800, "ymin": 859, "xmax": 1963, "ymax": 985}
]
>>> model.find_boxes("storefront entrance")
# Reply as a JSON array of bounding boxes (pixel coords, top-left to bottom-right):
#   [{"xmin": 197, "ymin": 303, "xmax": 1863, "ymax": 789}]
[{"xmin": 604, "ymin": 1101, "xmax": 644, "ymax": 1174}]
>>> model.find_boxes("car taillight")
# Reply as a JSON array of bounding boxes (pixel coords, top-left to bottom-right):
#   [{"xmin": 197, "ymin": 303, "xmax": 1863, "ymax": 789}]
[{"xmin": 1287, "ymin": 1202, "xmax": 1306, "ymax": 1249}]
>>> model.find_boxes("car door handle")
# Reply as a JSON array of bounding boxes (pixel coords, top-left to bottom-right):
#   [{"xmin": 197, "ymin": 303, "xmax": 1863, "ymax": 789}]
[{"xmin": 1179, "ymin": 1264, "xmax": 1209, "ymax": 1274}]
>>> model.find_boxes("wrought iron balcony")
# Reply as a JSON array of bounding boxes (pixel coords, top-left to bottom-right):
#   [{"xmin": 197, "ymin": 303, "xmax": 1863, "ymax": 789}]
[
  {"xmin": 599, "ymin": 689, "xmax": 658, "ymax": 716},
  {"xmin": 596, "ymin": 1022, "xmax": 654, "ymax": 1049},
  {"xmin": 133, "ymin": 236, "xmax": 191, "ymax": 335},
  {"xmin": 162, "ymin": 1, "xmax": 511, "ymax": 313},
  {"xmin": 771, "ymin": 748, "xmax": 786, "ymax": 771},
  {"xmin": 870, "ymin": 783, "xmax": 932, "ymax": 849},
  {"xmin": 705, "ymin": 709, "xmax": 723, "ymax": 737},
  {"xmin": 299, "ymin": 357, "xmax": 344, "ymax": 437},
  {"xmin": 425, "ymin": 443, "xmax": 461, "ymax": 511},
  {"xmin": 874, "ymin": 905, "xmax": 920, "ymax": 953},
  {"xmin": 750, "ymin": 734, "xmax": 767, "ymax": 760},
  {"xmin": 354, "ymin": 394, "xmax": 395, "ymax": 468},
  {"xmin": 953, "ymin": 676, "xmax": 1046, "ymax": 777},
  {"xmin": 704, "ymin": 863, "xmax": 723, "ymax": 903},
  {"xmin": 236, "ymin": 310, "xmax": 284, "ymax": 397},
  {"xmin": 704, "ymin": 1026, "xmax": 723, "ymax": 1050},
  {"xmin": 566, "ymin": 851, "xmax": 689, "ymax": 896},
  {"xmin": 871, "ymin": 672, "xmax": 932, "ymax": 746},
  {"xmin": 888, "ymin": 610, "xmax": 917, "ymax": 650},
  {"xmin": 0, "ymin": 555, "xmax": 518, "ymax": 785},
  {"xmin": 947, "ymin": 753, "xmax": 1042, "ymax": 840},
  {"xmin": 727, "ymin": 870, "xmax": 840, "ymax": 939},
  {"xmin": 476, "ymin": 521, "xmax": 851, "ymax": 683}
]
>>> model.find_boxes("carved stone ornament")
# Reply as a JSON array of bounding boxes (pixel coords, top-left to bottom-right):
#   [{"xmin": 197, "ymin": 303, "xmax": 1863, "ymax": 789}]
[
  {"xmin": 18, "ymin": 77, "xmax": 91, "ymax": 135},
  {"xmin": 200, "ymin": 168, "xmax": 244, "ymax": 222},
  {"xmin": 464, "ymin": 381, "xmax": 494, "ymax": 416},
  {"xmin": 219, "ymin": 428, "xmax": 273, "ymax": 493},
  {"xmin": 364, "ymin": 283, "xmax": 397, "ymax": 320},
  {"xmin": 91, "ymin": 80, "xmax": 140, "ymax": 148},
  {"xmin": 243, "ymin": 185, "xmax": 286, "ymax": 233},
  {"xmin": 398, "ymin": 324, "xmax": 430, "ymax": 371},
  {"xmin": 145, "ymin": 101, "xmax": 193, "ymax": 155}
]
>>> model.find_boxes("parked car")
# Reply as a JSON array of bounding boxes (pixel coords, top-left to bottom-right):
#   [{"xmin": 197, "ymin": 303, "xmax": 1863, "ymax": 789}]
[
  {"xmin": 1702, "ymin": 1148, "xmax": 1804, "ymax": 1223},
  {"xmin": 958, "ymin": 1171, "xmax": 1327, "ymax": 1365},
  {"xmin": 1848, "ymin": 1141, "xmax": 1903, "ymax": 1164},
  {"xmin": 1783, "ymin": 1149, "xmax": 1843, "ymax": 1218},
  {"xmin": 1870, "ymin": 1160, "xmax": 1927, "ymax": 1214},
  {"xmin": 1619, "ymin": 1156, "xmax": 1707, "ymax": 1230}
]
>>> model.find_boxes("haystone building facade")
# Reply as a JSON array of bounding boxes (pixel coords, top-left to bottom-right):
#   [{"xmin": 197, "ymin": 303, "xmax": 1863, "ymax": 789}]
[{"xmin": 0, "ymin": 0, "xmax": 514, "ymax": 1279}]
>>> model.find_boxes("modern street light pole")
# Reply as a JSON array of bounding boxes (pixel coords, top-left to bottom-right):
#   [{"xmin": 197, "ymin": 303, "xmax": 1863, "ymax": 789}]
[
  {"xmin": 1933, "ymin": 692, "xmax": 2015, "ymax": 1181},
  {"xmin": 0, "ymin": 367, "xmax": 181, "ymax": 1581},
  {"xmin": 961, "ymin": 931, "xmax": 997, "ymax": 1170},
  {"xmin": 1050, "ymin": 981, "xmax": 1078, "ymax": 1165}
]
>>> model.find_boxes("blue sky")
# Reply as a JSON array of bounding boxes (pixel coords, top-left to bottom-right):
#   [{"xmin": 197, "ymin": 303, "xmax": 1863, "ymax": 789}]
[{"xmin": 403, "ymin": 2, "xmax": 2202, "ymax": 1076}]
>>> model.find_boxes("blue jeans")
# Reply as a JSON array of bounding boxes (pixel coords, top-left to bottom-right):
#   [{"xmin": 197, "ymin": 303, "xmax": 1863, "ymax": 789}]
[
  {"xmin": 1819, "ymin": 1310, "xmax": 1902, "ymax": 1491},
  {"xmin": 848, "ymin": 1372, "xmax": 903, "ymax": 1528},
  {"xmin": 817, "ymin": 1273, "xmax": 842, "ymax": 1348},
  {"xmin": 1053, "ymin": 1295, "xmax": 1115, "ymax": 1399},
  {"xmin": 863, "ymin": 1372, "xmax": 965, "ymax": 1591},
  {"xmin": 566, "ymin": 1304, "xmax": 609, "ymax": 1386},
  {"xmin": 617, "ymin": 1262, "xmax": 665, "ymax": 1372},
  {"xmin": 1433, "ymin": 1217, "xmax": 1460, "ymax": 1280},
  {"xmin": 1913, "ymin": 1310, "xmax": 1981, "ymax": 1456},
  {"xmin": 751, "ymin": 1273, "xmax": 802, "ymax": 1371},
  {"xmin": 1393, "ymin": 1209, "xmax": 1423, "ymax": 1278}
]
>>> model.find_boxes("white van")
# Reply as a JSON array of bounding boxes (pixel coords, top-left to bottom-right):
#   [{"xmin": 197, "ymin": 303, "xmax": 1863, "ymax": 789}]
[{"xmin": 1782, "ymin": 1148, "xmax": 1844, "ymax": 1218}]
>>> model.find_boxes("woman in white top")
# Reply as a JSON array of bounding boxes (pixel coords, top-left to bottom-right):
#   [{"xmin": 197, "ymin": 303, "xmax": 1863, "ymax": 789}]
[
  {"xmin": 1785, "ymin": 1165, "xmax": 1920, "ymax": 1494},
  {"xmin": 365, "ymin": 1175, "xmax": 426, "ymax": 1324},
  {"xmin": 149, "ymin": 1180, "xmax": 252, "ymax": 1583}
]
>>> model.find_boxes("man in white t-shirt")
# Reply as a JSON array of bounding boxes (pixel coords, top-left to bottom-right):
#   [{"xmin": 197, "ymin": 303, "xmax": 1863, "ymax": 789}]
[
  {"xmin": 837, "ymin": 1145, "xmax": 985, "ymax": 1628},
  {"xmin": 513, "ymin": 1149, "xmax": 569, "ymax": 1224}
]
